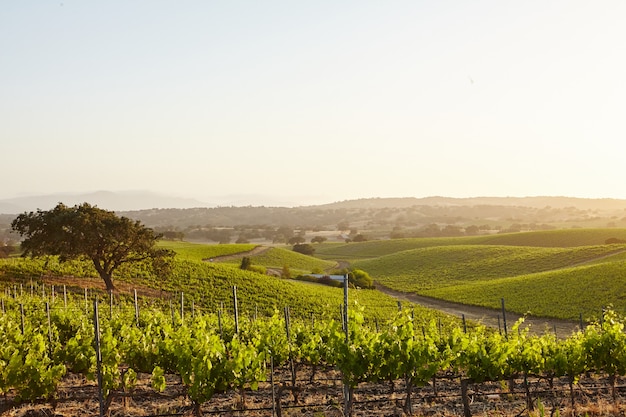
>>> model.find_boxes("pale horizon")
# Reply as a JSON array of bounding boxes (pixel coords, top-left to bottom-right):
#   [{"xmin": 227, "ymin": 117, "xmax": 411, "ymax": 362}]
[{"xmin": 3, "ymin": 1, "xmax": 626, "ymax": 204}]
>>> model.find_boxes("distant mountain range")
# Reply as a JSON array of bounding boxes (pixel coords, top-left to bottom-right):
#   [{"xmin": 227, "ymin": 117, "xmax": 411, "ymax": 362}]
[
  {"xmin": 0, "ymin": 191, "xmax": 208, "ymax": 214},
  {"xmin": 2, "ymin": 191, "xmax": 626, "ymax": 215}
]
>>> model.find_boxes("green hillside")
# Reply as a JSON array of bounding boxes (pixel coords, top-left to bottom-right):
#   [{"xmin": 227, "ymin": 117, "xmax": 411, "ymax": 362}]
[
  {"xmin": 216, "ymin": 246, "xmax": 336, "ymax": 273},
  {"xmin": 318, "ymin": 229, "xmax": 626, "ymax": 321},
  {"xmin": 157, "ymin": 241, "xmax": 257, "ymax": 261},
  {"xmin": 0, "ymin": 255, "xmax": 438, "ymax": 324},
  {"xmin": 355, "ymin": 244, "xmax": 626, "ymax": 292},
  {"xmin": 474, "ymin": 228, "xmax": 626, "ymax": 247},
  {"xmin": 315, "ymin": 228, "xmax": 626, "ymax": 261},
  {"xmin": 424, "ymin": 261, "xmax": 626, "ymax": 320}
]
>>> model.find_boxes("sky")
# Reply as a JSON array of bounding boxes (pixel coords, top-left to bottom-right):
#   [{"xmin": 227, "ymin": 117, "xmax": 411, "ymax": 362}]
[{"xmin": 2, "ymin": 1, "xmax": 626, "ymax": 207}]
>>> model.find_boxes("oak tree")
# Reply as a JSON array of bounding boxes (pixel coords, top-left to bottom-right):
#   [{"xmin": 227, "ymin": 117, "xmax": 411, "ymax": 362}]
[{"xmin": 11, "ymin": 202, "xmax": 174, "ymax": 291}]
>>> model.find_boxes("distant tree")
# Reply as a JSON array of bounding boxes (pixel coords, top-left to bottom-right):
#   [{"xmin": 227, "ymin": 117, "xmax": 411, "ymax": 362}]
[
  {"xmin": 352, "ymin": 234, "xmax": 367, "ymax": 242},
  {"xmin": 419, "ymin": 223, "xmax": 441, "ymax": 237},
  {"xmin": 11, "ymin": 202, "xmax": 174, "ymax": 291},
  {"xmin": 240, "ymin": 256, "xmax": 252, "ymax": 270},
  {"xmin": 288, "ymin": 235, "xmax": 306, "ymax": 245},
  {"xmin": 276, "ymin": 226, "xmax": 294, "ymax": 243},
  {"xmin": 162, "ymin": 230, "xmax": 185, "ymax": 240},
  {"xmin": 337, "ymin": 221, "xmax": 350, "ymax": 231},
  {"xmin": 464, "ymin": 225, "xmax": 480, "ymax": 236},
  {"xmin": 292, "ymin": 243, "xmax": 315, "ymax": 256},
  {"xmin": 235, "ymin": 236, "xmax": 250, "ymax": 244},
  {"xmin": 311, "ymin": 236, "xmax": 327, "ymax": 244},
  {"xmin": 442, "ymin": 225, "xmax": 463, "ymax": 237}
]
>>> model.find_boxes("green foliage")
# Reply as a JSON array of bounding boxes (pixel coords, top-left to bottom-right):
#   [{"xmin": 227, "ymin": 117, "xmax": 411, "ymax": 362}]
[
  {"xmin": 292, "ymin": 243, "xmax": 315, "ymax": 256},
  {"xmin": 240, "ymin": 256, "xmax": 252, "ymax": 270},
  {"xmin": 11, "ymin": 203, "xmax": 174, "ymax": 291},
  {"xmin": 7, "ymin": 289, "xmax": 626, "ymax": 412},
  {"xmin": 349, "ymin": 269, "xmax": 373, "ymax": 289}
]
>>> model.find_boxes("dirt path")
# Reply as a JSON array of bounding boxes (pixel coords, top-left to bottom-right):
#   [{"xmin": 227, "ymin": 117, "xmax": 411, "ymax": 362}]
[{"xmin": 374, "ymin": 281, "xmax": 581, "ymax": 337}]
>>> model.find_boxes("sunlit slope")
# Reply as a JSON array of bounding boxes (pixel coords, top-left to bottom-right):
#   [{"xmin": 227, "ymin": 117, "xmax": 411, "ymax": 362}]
[
  {"xmin": 314, "ymin": 237, "xmax": 485, "ymax": 260},
  {"xmin": 314, "ymin": 228, "xmax": 626, "ymax": 261},
  {"xmin": 424, "ymin": 261, "xmax": 626, "ymax": 320},
  {"xmin": 474, "ymin": 228, "xmax": 626, "ymax": 247},
  {"xmin": 0, "ymin": 256, "xmax": 448, "ymax": 323},
  {"xmin": 219, "ymin": 247, "xmax": 337, "ymax": 273},
  {"xmin": 158, "ymin": 241, "xmax": 257, "ymax": 261},
  {"xmin": 144, "ymin": 259, "xmax": 403, "ymax": 320},
  {"xmin": 353, "ymin": 244, "xmax": 626, "ymax": 292}
]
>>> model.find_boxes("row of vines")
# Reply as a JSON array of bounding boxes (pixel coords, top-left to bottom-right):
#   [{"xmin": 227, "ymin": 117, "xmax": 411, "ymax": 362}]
[{"xmin": 2, "ymin": 290, "xmax": 626, "ymax": 416}]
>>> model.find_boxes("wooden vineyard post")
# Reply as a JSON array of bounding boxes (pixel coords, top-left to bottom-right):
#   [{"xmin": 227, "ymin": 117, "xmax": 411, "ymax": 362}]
[
  {"xmin": 579, "ymin": 313, "xmax": 584, "ymax": 331},
  {"xmin": 134, "ymin": 289, "xmax": 139, "ymax": 326},
  {"xmin": 93, "ymin": 300, "xmax": 104, "ymax": 417},
  {"xmin": 284, "ymin": 306, "xmax": 297, "ymax": 401},
  {"xmin": 20, "ymin": 303, "xmax": 25, "ymax": 335},
  {"xmin": 233, "ymin": 286, "xmax": 239, "ymax": 335},
  {"xmin": 46, "ymin": 302, "xmax": 52, "ymax": 354},
  {"xmin": 501, "ymin": 298, "xmax": 508, "ymax": 338},
  {"xmin": 461, "ymin": 378, "xmax": 472, "ymax": 417},
  {"xmin": 343, "ymin": 274, "xmax": 351, "ymax": 416},
  {"xmin": 218, "ymin": 308, "xmax": 223, "ymax": 339},
  {"xmin": 180, "ymin": 292, "xmax": 184, "ymax": 323},
  {"xmin": 270, "ymin": 355, "xmax": 277, "ymax": 417}
]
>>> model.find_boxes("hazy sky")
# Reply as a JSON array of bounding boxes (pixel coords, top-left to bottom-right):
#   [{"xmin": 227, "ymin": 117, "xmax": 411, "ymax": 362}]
[{"xmin": 2, "ymin": 1, "xmax": 625, "ymax": 206}]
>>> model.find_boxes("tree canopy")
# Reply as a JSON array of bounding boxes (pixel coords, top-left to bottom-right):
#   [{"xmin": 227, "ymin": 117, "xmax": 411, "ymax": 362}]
[{"xmin": 11, "ymin": 202, "xmax": 174, "ymax": 291}]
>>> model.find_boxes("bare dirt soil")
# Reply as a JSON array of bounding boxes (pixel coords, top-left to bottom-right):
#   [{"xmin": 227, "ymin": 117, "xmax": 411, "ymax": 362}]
[{"xmin": 2, "ymin": 367, "xmax": 626, "ymax": 417}]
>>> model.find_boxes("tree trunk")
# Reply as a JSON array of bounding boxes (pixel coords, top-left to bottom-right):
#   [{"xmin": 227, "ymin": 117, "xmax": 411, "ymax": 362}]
[
  {"xmin": 93, "ymin": 260, "xmax": 116, "ymax": 291},
  {"xmin": 101, "ymin": 273, "xmax": 115, "ymax": 292}
]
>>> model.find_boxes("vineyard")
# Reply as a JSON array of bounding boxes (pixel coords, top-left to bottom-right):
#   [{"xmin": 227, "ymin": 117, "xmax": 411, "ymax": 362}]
[
  {"xmin": 2, "ymin": 285, "xmax": 626, "ymax": 417},
  {"xmin": 3, "ymin": 229, "xmax": 626, "ymax": 416}
]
